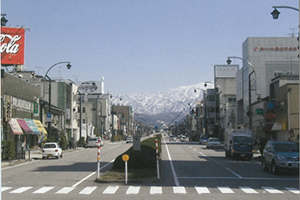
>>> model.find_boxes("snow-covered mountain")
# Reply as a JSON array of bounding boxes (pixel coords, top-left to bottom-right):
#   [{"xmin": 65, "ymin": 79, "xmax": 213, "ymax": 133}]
[{"xmin": 114, "ymin": 82, "xmax": 214, "ymax": 115}]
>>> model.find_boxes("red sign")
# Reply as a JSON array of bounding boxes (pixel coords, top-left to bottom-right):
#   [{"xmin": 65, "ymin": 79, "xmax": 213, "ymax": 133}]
[
  {"xmin": 254, "ymin": 46, "xmax": 297, "ymax": 52},
  {"xmin": 1, "ymin": 27, "xmax": 25, "ymax": 65}
]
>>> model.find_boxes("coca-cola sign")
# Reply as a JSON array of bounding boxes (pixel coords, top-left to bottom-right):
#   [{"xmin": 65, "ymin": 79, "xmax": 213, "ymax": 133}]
[{"xmin": 1, "ymin": 27, "xmax": 25, "ymax": 65}]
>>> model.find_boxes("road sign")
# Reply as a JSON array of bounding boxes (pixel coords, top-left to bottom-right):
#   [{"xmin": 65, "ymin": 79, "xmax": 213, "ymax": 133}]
[{"xmin": 46, "ymin": 112, "xmax": 52, "ymax": 122}]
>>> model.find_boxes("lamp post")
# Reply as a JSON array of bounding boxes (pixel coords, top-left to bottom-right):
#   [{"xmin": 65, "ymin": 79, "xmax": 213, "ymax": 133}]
[
  {"xmin": 45, "ymin": 61, "xmax": 71, "ymax": 140},
  {"xmin": 271, "ymin": 3, "xmax": 300, "ymax": 165},
  {"xmin": 227, "ymin": 56, "xmax": 255, "ymax": 130}
]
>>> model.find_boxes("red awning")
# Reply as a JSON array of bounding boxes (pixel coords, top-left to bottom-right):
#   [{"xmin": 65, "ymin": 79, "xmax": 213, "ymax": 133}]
[{"xmin": 17, "ymin": 119, "xmax": 33, "ymax": 134}]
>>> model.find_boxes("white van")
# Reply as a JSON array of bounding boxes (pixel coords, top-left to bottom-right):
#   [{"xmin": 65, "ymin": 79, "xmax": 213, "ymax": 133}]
[{"xmin": 86, "ymin": 137, "xmax": 103, "ymax": 147}]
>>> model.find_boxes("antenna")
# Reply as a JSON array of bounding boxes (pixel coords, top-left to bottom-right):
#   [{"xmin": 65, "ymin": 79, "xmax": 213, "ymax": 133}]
[{"xmin": 288, "ymin": 28, "xmax": 297, "ymax": 37}]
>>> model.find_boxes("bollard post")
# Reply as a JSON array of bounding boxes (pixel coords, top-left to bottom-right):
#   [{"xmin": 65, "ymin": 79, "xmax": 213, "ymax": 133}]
[
  {"xmin": 97, "ymin": 138, "xmax": 101, "ymax": 179},
  {"xmin": 156, "ymin": 139, "xmax": 160, "ymax": 179}
]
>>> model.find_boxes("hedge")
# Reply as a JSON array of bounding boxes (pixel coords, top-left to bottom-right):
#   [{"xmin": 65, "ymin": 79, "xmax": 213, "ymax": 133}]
[{"xmin": 113, "ymin": 134, "xmax": 161, "ymax": 170}]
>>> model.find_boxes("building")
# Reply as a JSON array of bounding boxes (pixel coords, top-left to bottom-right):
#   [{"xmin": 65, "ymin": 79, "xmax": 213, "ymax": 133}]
[{"xmin": 235, "ymin": 37, "xmax": 299, "ymax": 140}]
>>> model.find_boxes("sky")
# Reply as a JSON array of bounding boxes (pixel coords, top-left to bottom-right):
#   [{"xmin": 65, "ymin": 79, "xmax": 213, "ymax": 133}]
[{"xmin": 1, "ymin": 0, "xmax": 299, "ymax": 95}]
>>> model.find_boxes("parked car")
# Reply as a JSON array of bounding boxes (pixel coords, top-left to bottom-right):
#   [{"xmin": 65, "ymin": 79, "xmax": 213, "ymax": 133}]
[
  {"xmin": 42, "ymin": 142, "xmax": 62, "ymax": 159},
  {"xmin": 199, "ymin": 135, "xmax": 209, "ymax": 144},
  {"xmin": 262, "ymin": 140, "xmax": 299, "ymax": 175},
  {"xmin": 126, "ymin": 136, "xmax": 133, "ymax": 143},
  {"xmin": 206, "ymin": 137, "xmax": 222, "ymax": 149},
  {"xmin": 169, "ymin": 136, "xmax": 176, "ymax": 142},
  {"xmin": 86, "ymin": 137, "xmax": 103, "ymax": 147}
]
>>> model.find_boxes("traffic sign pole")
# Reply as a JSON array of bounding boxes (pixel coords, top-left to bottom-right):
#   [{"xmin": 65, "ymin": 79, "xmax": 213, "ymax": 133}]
[{"xmin": 97, "ymin": 138, "xmax": 101, "ymax": 178}]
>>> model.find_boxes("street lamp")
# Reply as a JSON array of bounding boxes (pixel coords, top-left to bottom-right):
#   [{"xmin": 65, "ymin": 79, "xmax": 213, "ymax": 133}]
[
  {"xmin": 271, "ymin": 6, "xmax": 299, "ymax": 19},
  {"xmin": 227, "ymin": 56, "xmax": 255, "ymax": 130},
  {"xmin": 1, "ymin": 14, "xmax": 8, "ymax": 26},
  {"xmin": 45, "ymin": 61, "xmax": 71, "ymax": 140}
]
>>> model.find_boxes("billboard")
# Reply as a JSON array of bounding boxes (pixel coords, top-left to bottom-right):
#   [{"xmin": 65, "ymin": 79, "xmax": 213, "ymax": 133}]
[
  {"xmin": 1, "ymin": 27, "xmax": 25, "ymax": 65},
  {"xmin": 214, "ymin": 65, "xmax": 239, "ymax": 78}
]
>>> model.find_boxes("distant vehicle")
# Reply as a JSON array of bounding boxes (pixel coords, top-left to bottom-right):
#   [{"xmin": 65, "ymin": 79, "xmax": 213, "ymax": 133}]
[
  {"xmin": 180, "ymin": 136, "xmax": 189, "ymax": 142},
  {"xmin": 224, "ymin": 129, "xmax": 254, "ymax": 160},
  {"xmin": 262, "ymin": 140, "xmax": 299, "ymax": 175},
  {"xmin": 169, "ymin": 136, "xmax": 176, "ymax": 142},
  {"xmin": 206, "ymin": 137, "xmax": 222, "ymax": 149},
  {"xmin": 126, "ymin": 136, "xmax": 133, "ymax": 143},
  {"xmin": 86, "ymin": 137, "xmax": 103, "ymax": 147},
  {"xmin": 42, "ymin": 142, "xmax": 62, "ymax": 159},
  {"xmin": 199, "ymin": 135, "xmax": 209, "ymax": 144}
]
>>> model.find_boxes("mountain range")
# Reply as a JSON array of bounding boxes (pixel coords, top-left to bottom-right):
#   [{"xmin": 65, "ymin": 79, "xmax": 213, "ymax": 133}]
[{"xmin": 114, "ymin": 82, "xmax": 214, "ymax": 128}]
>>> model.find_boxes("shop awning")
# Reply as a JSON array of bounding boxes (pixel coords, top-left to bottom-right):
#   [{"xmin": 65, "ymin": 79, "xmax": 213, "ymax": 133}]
[
  {"xmin": 33, "ymin": 120, "xmax": 47, "ymax": 134},
  {"xmin": 8, "ymin": 118, "xmax": 23, "ymax": 134},
  {"xmin": 271, "ymin": 118, "xmax": 287, "ymax": 131},
  {"xmin": 24, "ymin": 118, "xmax": 40, "ymax": 134},
  {"xmin": 17, "ymin": 119, "xmax": 34, "ymax": 134}
]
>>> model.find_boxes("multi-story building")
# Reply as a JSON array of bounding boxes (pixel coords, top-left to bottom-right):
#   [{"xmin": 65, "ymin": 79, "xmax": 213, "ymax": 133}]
[{"xmin": 235, "ymin": 37, "xmax": 299, "ymax": 140}]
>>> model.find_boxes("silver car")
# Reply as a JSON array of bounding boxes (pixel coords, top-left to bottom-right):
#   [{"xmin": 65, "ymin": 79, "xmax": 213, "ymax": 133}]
[
  {"xmin": 262, "ymin": 140, "xmax": 299, "ymax": 175},
  {"xmin": 206, "ymin": 137, "xmax": 222, "ymax": 149}
]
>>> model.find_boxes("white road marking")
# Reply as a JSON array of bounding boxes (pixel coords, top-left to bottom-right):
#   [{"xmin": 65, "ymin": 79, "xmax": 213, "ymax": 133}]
[
  {"xmin": 33, "ymin": 187, "xmax": 54, "ymax": 194},
  {"xmin": 173, "ymin": 186, "xmax": 186, "ymax": 194},
  {"xmin": 55, "ymin": 187, "xmax": 75, "ymax": 194},
  {"xmin": 10, "ymin": 187, "xmax": 32, "ymax": 193},
  {"xmin": 79, "ymin": 186, "xmax": 97, "ymax": 195},
  {"xmin": 103, "ymin": 186, "xmax": 119, "ymax": 194},
  {"xmin": 150, "ymin": 186, "xmax": 162, "ymax": 194},
  {"xmin": 195, "ymin": 186, "xmax": 210, "ymax": 194},
  {"xmin": 163, "ymin": 136, "xmax": 180, "ymax": 186},
  {"xmin": 218, "ymin": 186, "xmax": 234, "ymax": 193},
  {"xmin": 285, "ymin": 187, "xmax": 300, "ymax": 194},
  {"xmin": 262, "ymin": 186, "xmax": 283, "ymax": 194},
  {"xmin": 1, "ymin": 187, "xmax": 12, "ymax": 192},
  {"xmin": 72, "ymin": 159, "xmax": 114, "ymax": 187},
  {"xmin": 126, "ymin": 186, "xmax": 140, "ymax": 194},
  {"xmin": 239, "ymin": 186, "xmax": 258, "ymax": 194}
]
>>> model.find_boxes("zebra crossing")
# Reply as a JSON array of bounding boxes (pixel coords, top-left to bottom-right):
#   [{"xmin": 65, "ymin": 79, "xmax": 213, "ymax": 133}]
[{"xmin": 1, "ymin": 185, "xmax": 299, "ymax": 195}]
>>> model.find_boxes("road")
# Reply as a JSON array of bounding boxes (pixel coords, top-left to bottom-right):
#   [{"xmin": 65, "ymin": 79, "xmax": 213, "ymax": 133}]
[{"xmin": 1, "ymin": 135, "xmax": 299, "ymax": 200}]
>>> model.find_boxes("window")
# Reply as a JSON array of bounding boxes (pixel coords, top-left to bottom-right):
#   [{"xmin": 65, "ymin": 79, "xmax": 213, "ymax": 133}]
[
  {"xmin": 82, "ymin": 107, "xmax": 86, "ymax": 113},
  {"xmin": 274, "ymin": 71, "xmax": 282, "ymax": 78}
]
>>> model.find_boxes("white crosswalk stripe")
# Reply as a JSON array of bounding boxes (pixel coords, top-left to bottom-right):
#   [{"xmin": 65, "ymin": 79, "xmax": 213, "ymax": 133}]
[
  {"xmin": 79, "ymin": 186, "xmax": 97, "ymax": 195},
  {"xmin": 55, "ymin": 187, "xmax": 75, "ymax": 194},
  {"xmin": 33, "ymin": 187, "xmax": 54, "ymax": 194},
  {"xmin": 2, "ymin": 185, "xmax": 298, "ymax": 195},
  {"xmin": 173, "ymin": 186, "xmax": 186, "ymax": 194},
  {"xmin": 285, "ymin": 187, "xmax": 300, "ymax": 194},
  {"xmin": 103, "ymin": 186, "xmax": 119, "ymax": 194},
  {"xmin": 239, "ymin": 186, "xmax": 258, "ymax": 194},
  {"xmin": 1, "ymin": 187, "xmax": 12, "ymax": 192},
  {"xmin": 195, "ymin": 186, "xmax": 210, "ymax": 194},
  {"xmin": 126, "ymin": 186, "xmax": 140, "ymax": 194},
  {"xmin": 150, "ymin": 186, "xmax": 162, "ymax": 194},
  {"xmin": 262, "ymin": 186, "xmax": 284, "ymax": 194},
  {"xmin": 218, "ymin": 186, "xmax": 234, "ymax": 193},
  {"xmin": 10, "ymin": 187, "xmax": 32, "ymax": 193}
]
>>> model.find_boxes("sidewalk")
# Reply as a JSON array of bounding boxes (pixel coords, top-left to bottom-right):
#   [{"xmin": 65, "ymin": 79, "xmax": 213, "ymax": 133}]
[
  {"xmin": 1, "ymin": 139, "xmax": 113, "ymax": 168},
  {"xmin": 1, "ymin": 147, "xmax": 83, "ymax": 168}
]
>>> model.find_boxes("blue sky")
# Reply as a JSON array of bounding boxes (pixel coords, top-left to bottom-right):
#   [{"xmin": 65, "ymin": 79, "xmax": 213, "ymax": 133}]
[{"xmin": 1, "ymin": 0, "xmax": 298, "ymax": 95}]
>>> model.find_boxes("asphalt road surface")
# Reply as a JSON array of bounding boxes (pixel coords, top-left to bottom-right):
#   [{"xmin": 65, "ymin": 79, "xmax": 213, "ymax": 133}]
[{"xmin": 1, "ymin": 135, "xmax": 299, "ymax": 200}]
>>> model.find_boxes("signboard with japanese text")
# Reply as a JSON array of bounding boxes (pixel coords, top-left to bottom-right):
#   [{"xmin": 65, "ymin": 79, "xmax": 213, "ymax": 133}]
[{"xmin": 1, "ymin": 27, "xmax": 25, "ymax": 65}]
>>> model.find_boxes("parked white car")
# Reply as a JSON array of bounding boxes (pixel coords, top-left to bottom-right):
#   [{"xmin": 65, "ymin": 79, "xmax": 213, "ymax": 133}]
[
  {"xmin": 42, "ymin": 142, "xmax": 62, "ymax": 159},
  {"xmin": 86, "ymin": 137, "xmax": 103, "ymax": 147},
  {"xmin": 206, "ymin": 137, "xmax": 222, "ymax": 149}
]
